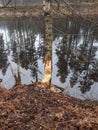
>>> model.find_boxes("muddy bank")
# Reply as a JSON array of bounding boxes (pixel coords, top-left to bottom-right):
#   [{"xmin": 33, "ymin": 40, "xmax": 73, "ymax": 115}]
[{"xmin": 0, "ymin": 84, "xmax": 98, "ymax": 130}]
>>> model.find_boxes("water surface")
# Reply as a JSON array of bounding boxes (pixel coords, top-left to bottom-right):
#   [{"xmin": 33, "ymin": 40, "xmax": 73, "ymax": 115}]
[{"xmin": 0, "ymin": 16, "xmax": 98, "ymax": 100}]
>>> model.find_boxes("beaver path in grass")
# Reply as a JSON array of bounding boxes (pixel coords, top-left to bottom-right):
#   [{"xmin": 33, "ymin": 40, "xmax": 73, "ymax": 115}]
[{"xmin": 0, "ymin": 83, "xmax": 98, "ymax": 130}]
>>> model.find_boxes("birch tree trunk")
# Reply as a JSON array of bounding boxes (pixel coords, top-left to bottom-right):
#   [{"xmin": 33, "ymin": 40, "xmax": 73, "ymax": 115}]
[{"xmin": 41, "ymin": 0, "xmax": 52, "ymax": 87}]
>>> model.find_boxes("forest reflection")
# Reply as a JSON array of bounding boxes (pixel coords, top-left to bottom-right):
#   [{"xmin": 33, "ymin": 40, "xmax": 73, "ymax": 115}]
[
  {"xmin": 54, "ymin": 17, "xmax": 98, "ymax": 94},
  {"xmin": 0, "ymin": 16, "xmax": 98, "ymax": 99}
]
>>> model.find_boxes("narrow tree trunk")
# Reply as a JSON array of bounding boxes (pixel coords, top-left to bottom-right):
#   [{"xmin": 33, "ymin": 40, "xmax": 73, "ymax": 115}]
[{"xmin": 41, "ymin": 0, "xmax": 52, "ymax": 87}]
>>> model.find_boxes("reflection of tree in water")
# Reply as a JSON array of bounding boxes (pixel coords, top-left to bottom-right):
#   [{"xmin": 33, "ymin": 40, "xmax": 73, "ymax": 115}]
[
  {"xmin": 56, "ymin": 34, "xmax": 72, "ymax": 83},
  {"xmin": 70, "ymin": 34, "xmax": 98, "ymax": 93},
  {"xmin": 55, "ymin": 17, "xmax": 98, "ymax": 93},
  {"xmin": 3, "ymin": 16, "xmax": 98, "ymax": 92},
  {"xmin": 56, "ymin": 47, "xmax": 68, "ymax": 83},
  {"xmin": 36, "ymin": 35, "xmax": 45, "ymax": 62},
  {"xmin": 0, "ymin": 34, "xmax": 8, "ymax": 75},
  {"xmin": 10, "ymin": 19, "xmax": 39, "ymax": 78},
  {"xmin": 11, "ymin": 36, "xmax": 38, "ymax": 77},
  {"xmin": 55, "ymin": 17, "xmax": 81, "ymax": 83}
]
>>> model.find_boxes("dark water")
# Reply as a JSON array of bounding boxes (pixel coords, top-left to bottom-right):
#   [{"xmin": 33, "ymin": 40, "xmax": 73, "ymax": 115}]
[{"xmin": 0, "ymin": 16, "xmax": 98, "ymax": 100}]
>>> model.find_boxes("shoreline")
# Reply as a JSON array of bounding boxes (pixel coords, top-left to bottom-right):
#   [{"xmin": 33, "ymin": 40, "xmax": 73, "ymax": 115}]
[{"xmin": 0, "ymin": 3, "xmax": 98, "ymax": 18}]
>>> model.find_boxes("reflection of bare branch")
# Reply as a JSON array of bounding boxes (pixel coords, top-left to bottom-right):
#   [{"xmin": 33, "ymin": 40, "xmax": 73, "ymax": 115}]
[{"xmin": 27, "ymin": 58, "xmax": 42, "ymax": 75}]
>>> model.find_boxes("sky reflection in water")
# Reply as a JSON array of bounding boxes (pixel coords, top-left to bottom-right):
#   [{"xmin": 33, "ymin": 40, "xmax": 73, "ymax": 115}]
[{"xmin": 0, "ymin": 17, "xmax": 98, "ymax": 100}]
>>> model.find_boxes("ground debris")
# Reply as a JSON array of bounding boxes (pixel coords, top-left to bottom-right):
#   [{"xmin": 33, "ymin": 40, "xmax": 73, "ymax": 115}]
[{"xmin": 0, "ymin": 84, "xmax": 98, "ymax": 130}]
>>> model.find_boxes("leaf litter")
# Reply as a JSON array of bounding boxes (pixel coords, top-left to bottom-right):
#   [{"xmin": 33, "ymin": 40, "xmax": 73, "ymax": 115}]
[{"xmin": 0, "ymin": 83, "xmax": 98, "ymax": 130}]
